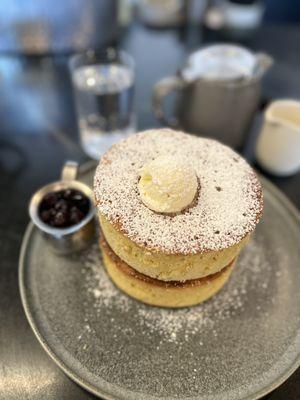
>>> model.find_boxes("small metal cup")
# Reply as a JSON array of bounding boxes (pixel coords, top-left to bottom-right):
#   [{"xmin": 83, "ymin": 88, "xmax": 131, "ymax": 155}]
[{"xmin": 29, "ymin": 161, "xmax": 95, "ymax": 254}]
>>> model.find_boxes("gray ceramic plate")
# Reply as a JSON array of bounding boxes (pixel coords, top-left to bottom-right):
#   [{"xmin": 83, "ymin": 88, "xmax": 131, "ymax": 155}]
[{"xmin": 19, "ymin": 162, "xmax": 300, "ymax": 400}]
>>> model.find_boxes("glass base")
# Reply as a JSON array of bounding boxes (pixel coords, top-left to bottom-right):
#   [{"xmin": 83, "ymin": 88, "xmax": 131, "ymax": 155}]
[{"xmin": 80, "ymin": 125, "xmax": 136, "ymax": 160}]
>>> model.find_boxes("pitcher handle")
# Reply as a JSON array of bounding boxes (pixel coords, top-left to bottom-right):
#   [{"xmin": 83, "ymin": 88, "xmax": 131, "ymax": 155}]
[
  {"xmin": 254, "ymin": 52, "xmax": 274, "ymax": 76},
  {"xmin": 61, "ymin": 161, "xmax": 79, "ymax": 182},
  {"xmin": 152, "ymin": 75, "xmax": 186, "ymax": 128}
]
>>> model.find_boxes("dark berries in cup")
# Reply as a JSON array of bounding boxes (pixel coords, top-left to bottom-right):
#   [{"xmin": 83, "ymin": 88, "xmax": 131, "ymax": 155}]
[{"xmin": 39, "ymin": 189, "xmax": 90, "ymax": 228}]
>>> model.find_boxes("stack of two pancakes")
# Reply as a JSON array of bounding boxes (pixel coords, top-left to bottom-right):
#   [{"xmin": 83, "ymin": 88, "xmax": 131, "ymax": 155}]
[{"xmin": 94, "ymin": 129, "xmax": 263, "ymax": 308}]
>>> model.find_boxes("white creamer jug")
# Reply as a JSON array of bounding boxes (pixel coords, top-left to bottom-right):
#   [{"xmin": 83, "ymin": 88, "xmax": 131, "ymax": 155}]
[{"xmin": 256, "ymin": 100, "xmax": 300, "ymax": 176}]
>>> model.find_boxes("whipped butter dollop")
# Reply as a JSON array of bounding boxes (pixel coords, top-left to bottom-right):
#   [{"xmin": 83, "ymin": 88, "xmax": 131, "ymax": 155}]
[{"xmin": 138, "ymin": 155, "xmax": 198, "ymax": 213}]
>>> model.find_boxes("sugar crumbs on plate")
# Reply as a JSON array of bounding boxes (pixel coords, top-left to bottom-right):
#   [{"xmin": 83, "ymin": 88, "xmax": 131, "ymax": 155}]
[{"xmin": 79, "ymin": 236, "xmax": 279, "ymax": 346}]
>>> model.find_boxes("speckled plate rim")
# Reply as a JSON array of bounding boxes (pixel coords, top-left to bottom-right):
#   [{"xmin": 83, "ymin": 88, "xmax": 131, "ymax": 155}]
[{"xmin": 19, "ymin": 164, "xmax": 300, "ymax": 400}]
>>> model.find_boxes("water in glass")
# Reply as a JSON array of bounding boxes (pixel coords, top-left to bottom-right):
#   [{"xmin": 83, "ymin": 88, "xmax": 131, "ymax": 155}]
[{"xmin": 73, "ymin": 62, "xmax": 135, "ymax": 159}]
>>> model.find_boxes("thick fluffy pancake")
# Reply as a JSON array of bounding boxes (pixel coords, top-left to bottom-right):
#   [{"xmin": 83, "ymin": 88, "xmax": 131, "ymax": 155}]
[
  {"xmin": 100, "ymin": 214, "xmax": 247, "ymax": 281},
  {"xmin": 100, "ymin": 236, "xmax": 236, "ymax": 308},
  {"xmin": 94, "ymin": 129, "xmax": 263, "ymax": 256}
]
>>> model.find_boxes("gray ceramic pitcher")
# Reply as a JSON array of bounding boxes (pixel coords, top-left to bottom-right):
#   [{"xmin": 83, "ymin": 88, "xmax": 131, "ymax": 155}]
[{"xmin": 153, "ymin": 45, "xmax": 273, "ymax": 148}]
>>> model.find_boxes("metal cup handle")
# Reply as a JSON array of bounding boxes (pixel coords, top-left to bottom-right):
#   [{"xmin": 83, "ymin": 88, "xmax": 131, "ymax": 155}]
[
  {"xmin": 61, "ymin": 161, "xmax": 79, "ymax": 182},
  {"xmin": 152, "ymin": 75, "xmax": 186, "ymax": 128},
  {"xmin": 253, "ymin": 52, "xmax": 274, "ymax": 77}
]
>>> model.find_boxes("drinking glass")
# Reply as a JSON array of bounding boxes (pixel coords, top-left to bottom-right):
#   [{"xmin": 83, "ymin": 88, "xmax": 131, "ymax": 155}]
[{"xmin": 70, "ymin": 48, "xmax": 136, "ymax": 159}]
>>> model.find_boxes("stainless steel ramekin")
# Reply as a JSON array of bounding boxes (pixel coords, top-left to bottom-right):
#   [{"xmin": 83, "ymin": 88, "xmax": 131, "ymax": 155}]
[{"xmin": 29, "ymin": 161, "xmax": 95, "ymax": 254}]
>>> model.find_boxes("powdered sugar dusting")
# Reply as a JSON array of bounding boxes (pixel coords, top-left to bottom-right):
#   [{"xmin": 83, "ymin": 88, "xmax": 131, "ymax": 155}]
[
  {"xmin": 81, "ymin": 236, "xmax": 276, "ymax": 345},
  {"xmin": 83, "ymin": 244, "xmax": 130, "ymax": 312},
  {"xmin": 94, "ymin": 129, "xmax": 263, "ymax": 254}
]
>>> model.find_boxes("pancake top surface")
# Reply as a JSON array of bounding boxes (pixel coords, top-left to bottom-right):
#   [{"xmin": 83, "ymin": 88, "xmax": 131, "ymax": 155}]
[{"xmin": 94, "ymin": 129, "xmax": 263, "ymax": 255}]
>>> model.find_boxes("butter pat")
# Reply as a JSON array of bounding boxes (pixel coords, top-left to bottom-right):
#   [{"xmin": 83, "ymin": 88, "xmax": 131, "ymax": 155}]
[{"xmin": 138, "ymin": 155, "xmax": 198, "ymax": 213}]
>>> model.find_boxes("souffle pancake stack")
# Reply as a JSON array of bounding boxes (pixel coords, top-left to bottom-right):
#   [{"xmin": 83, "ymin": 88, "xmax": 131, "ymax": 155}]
[{"xmin": 94, "ymin": 129, "xmax": 263, "ymax": 308}]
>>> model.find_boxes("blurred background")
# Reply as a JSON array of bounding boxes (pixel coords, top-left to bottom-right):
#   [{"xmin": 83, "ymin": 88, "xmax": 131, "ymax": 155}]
[
  {"xmin": 0, "ymin": 1, "xmax": 300, "ymax": 399},
  {"xmin": 1, "ymin": 1, "xmax": 300, "ymax": 192}
]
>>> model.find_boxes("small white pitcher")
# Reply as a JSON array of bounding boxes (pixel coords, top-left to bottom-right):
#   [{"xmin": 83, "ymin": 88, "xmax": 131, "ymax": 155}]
[{"xmin": 256, "ymin": 100, "xmax": 300, "ymax": 176}]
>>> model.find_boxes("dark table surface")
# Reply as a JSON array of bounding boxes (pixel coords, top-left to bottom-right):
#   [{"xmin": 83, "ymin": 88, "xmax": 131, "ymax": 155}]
[{"xmin": 0, "ymin": 22, "xmax": 299, "ymax": 400}]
